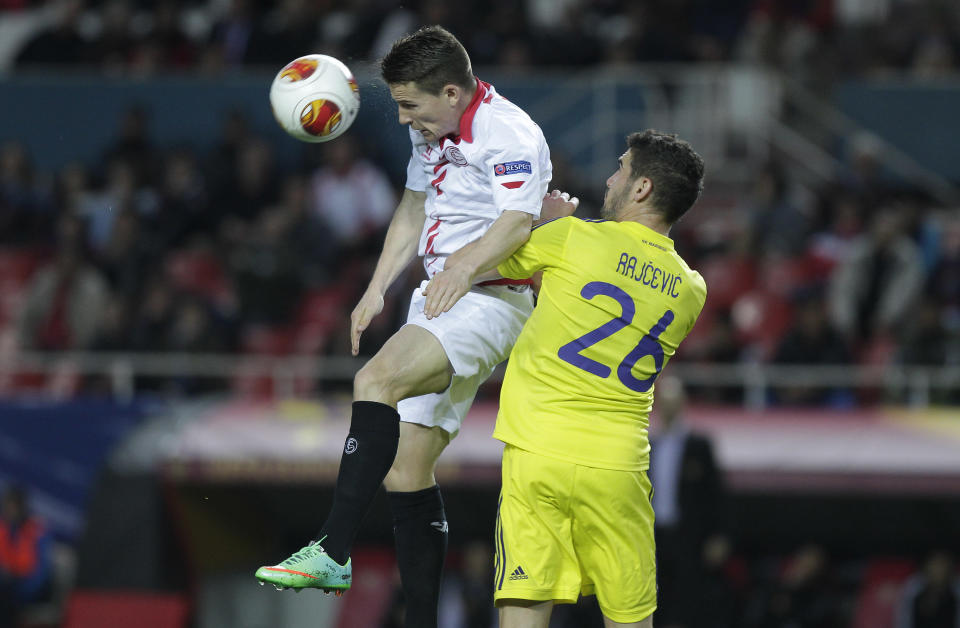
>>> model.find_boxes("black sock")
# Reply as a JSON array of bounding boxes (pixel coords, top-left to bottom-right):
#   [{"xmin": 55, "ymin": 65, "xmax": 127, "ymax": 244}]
[
  {"xmin": 317, "ymin": 401, "xmax": 400, "ymax": 564},
  {"xmin": 387, "ymin": 485, "xmax": 448, "ymax": 628}
]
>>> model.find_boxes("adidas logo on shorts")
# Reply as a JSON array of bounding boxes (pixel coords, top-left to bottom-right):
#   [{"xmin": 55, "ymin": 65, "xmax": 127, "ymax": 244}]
[{"xmin": 508, "ymin": 565, "xmax": 529, "ymax": 581}]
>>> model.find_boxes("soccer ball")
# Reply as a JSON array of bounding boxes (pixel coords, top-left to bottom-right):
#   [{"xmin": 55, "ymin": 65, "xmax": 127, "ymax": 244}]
[{"xmin": 269, "ymin": 54, "xmax": 360, "ymax": 143}]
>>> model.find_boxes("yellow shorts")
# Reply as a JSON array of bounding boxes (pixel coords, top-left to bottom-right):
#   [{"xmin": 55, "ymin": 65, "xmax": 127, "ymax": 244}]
[{"xmin": 493, "ymin": 444, "xmax": 657, "ymax": 624}]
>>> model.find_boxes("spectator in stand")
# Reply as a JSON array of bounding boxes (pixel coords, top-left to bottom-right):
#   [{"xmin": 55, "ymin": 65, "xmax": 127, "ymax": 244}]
[
  {"xmin": 206, "ymin": 109, "xmax": 251, "ymax": 194},
  {"xmin": 97, "ymin": 207, "xmax": 156, "ymax": 305},
  {"xmin": 164, "ymin": 295, "xmax": 231, "ymax": 394},
  {"xmin": 0, "ymin": 141, "xmax": 50, "ymax": 245},
  {"xmin": 896, "ymin": 550, "xmax": 960, "ymax": 628},
  {"xmin": 828, "ymin": 206, "xmax": 925, "ymax": 353},
  {"xmin": 0, "ymin": 484, "xmax": 52, "ymax": 628},
  {"xmin": 86, "ymin": 0, "xmax": 136, "ymax": 73},
  {"xmin": 14, "ymin": 0, "xmax": 87, "ymax": 68},
  {"xmin": 773, "ymin": 291, "xmax": 852, "ymax": 405},
  {"xmin": 154, "ymin": 148, "xmax": 212, "ymax": 250},
  {"xmin": 129, "ymin": 272, "xmax": 177, "ymax": 353},
  {"xmin": 202, "ymin": 0, "xmax": 257, "ymax": 70},
  {"xmin": 215, "ymin": 137, "xmax": 279, "ymax": 231},
  {"xmin": 836, "ymin": 133, "xmax": 896, "ymax": 209},
  {"xmin": 686, "ymin": 309, "xmax": 742, "ymax": 402},
  {"xmin": 242, "ymin": 0, "xmax": 322, "ymax": 67},
  {"xmin": 650, "ymin": 376, "xmax": 732, "ymax": 628},
  {"xmin": 90, "ymin": 293, "xmax": 132, "ymax": 353},
  {"xmin": 276, "ymin": 173, "xmax": 336, "ymax": 287},
  {"xmin": 308, "ymin": 134, "xmax": 396, "ymax": 259},
  {"xmin": 229, "ymin": 205, "xmax": 303, "ymax": 327},
  {"xmin": 928, "ymin": 215, "xmax": 960, "ymax": 315},
  {"xmin": 78, "ymin": 157, "xmax": 157, "ymax": 257},
  {"xmin": 129, "ymin": 0, "xmax": 199, "ymax": 74},
  {"xmin": 746, "ymin": 161, "xmax": 811, "ymax": 257},
  {"xmin": 101, "ymin": 105, "xmax": 160, "ymax": 190},
  {"xmin": 745, "ymin": 544, "xmax": 847, "ymax": 628},
  {"xmin": 16, "ymin": 213, "xmax": 110, "ymax": 352},
  {"xmin": 807, "ymin": 189, "xmax": 865, "ymax": 273}
]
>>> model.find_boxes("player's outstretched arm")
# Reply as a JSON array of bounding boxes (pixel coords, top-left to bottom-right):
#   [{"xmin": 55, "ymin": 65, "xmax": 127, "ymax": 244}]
[
  {"xmin": 422, "ymin": 209, "xmax": 533, "ymax": 318},
  {"xmin": 351, "ymin": 188, "xmax": 426, "ymax": 355}
]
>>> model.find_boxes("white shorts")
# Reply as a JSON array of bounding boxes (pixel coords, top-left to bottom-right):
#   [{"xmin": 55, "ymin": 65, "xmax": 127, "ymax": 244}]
[{"xmin": 397, "ymin": 280, "xmax": 534, "ymax": 435}]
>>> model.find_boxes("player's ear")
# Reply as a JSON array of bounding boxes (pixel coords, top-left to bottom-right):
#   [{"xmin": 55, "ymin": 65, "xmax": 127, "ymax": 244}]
[
  {"xmin": 443, "ymin": 84, "xmax": 461, "ymax": 106},
  {"xmin": 633, "ymin": 177, "xmax": 654, "ymax": 203}
]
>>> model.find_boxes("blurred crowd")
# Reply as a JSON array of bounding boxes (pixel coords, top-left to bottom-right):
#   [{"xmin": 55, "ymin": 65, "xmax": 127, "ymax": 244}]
[
  {"xmin": 1, "ymin": 0, "xmax": 959, "ymax": 80},
  {"xmin": 0, "ymin": 108, "xmax": 404, "ymax": 394},
  {"xmin": 0, "ymin": 0, "xmax": 958, "ymax": 403},
  {"xmin": 379, "ymin": 541, "xmax": 960, "ymax": 628}
]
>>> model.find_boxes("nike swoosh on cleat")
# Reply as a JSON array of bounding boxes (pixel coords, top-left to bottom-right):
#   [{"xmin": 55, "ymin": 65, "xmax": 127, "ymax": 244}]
[{"xmin": 262, "ymin": 567, "xmax": 319, "ymax": 579}]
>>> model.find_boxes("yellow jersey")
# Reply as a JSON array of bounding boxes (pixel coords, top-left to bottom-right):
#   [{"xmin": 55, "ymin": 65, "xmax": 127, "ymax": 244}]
[{"xmin": 495, "ymin": 217, "xmax": 707, "ymax": 471}]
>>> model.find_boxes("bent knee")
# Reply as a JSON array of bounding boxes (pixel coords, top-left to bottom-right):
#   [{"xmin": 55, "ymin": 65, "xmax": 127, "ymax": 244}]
[{"xmin": 354, "ymin": 361, "xmax": 393, "ymax": 402}]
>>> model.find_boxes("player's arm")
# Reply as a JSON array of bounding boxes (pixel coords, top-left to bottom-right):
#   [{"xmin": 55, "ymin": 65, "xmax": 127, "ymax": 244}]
[
  {"xmin": 350, "ymin": 188, "xmax": 426, "ymax": 355},
  {"xmin": 422, "ymin": 209, "xmax": 532, "ymax": 318},
  {"xmin": 441, "ymin": 190, "xmax": 580, "ymax": 285}
]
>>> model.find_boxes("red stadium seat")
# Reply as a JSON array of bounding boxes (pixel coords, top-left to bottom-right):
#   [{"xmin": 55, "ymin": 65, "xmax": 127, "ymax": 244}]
[
  {"xmin": 0, "ymin": 247, "xmax": 46, "ymax": 331},
  {"xmin": 293, "ymin": 287, "xmax": 350, "ymax": 355},
  {"xmin": 165, "ymin": 248, "xmax": 232, "ymax": 306},
  {"xmin": 851, "ymin": 558, "xmax": 915, "ymax": 628},
  {"xmin": 699, "ymin": 254, "xmax": 757, "ymax": 310}
]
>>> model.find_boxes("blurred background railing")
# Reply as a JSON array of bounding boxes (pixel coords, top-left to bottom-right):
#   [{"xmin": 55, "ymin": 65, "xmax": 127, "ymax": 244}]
[{"xmin": 3, "ymin": 351, "xmax": 960, "ymax": 409}]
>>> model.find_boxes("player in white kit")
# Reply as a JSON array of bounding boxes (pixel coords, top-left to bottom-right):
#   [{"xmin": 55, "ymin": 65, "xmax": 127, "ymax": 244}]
[{"xmin": 256, "ymin": 25, "xmax": 558, "ymax": 628}]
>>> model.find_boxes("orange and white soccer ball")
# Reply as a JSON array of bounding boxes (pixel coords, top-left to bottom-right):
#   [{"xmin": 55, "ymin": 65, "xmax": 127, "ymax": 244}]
[{"xmin": 269, "ymin": 54, "xmax": 360, "ymax": 143}]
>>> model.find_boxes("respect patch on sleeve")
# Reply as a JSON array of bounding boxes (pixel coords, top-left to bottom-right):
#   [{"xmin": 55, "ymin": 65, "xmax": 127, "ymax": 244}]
[{"xmin": 494, "ymin": 161, "xmax": 532, "ymax": 176}]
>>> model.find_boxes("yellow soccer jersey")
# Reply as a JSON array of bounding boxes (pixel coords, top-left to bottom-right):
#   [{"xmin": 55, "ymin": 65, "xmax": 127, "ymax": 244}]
[{"xmin": 495, "ymin": 217, "xmax": 707, "ymax": 471}]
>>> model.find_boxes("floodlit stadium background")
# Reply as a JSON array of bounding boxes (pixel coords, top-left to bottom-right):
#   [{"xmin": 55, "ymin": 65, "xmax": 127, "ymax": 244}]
[{"xmin": 1, "ymin": 1, "xmax": 960, "ymax": 627}]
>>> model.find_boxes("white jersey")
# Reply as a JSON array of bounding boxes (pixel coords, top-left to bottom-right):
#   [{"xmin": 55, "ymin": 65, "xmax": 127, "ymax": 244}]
[{"xmin": 404, "ymin": 79, "xmax": 552, "ymax": 278}]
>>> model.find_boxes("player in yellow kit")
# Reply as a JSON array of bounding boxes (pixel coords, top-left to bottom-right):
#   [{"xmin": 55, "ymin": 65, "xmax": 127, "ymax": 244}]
[{"xmin": 490, "ymin": 130, "xmax": 707, "ymax": 627}]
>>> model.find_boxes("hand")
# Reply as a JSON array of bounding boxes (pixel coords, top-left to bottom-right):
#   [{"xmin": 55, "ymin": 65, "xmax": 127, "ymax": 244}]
[
  {"xmin": 350, "ymin": 290, "xmax": 385, "ymax": 355},
  {"xmin": 537, "ymin": 189, "xmax": 579, "ymax": 225},
  {"xmin": 422, "ymin": 264, "xmax": 473, "ymax": 319}
]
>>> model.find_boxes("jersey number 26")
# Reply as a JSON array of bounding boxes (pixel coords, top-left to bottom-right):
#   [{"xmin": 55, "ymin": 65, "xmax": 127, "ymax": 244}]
[{"xmin": 557, "ymin": 281, "xmax": 674, "ymax": 393}]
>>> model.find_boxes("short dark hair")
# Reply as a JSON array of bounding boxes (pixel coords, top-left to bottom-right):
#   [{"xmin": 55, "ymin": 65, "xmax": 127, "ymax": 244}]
[
  {"xmin": 380, "ymin": 26, "xmax": 474, "ymax": 95},
  {"xmin": 626, "ymin": 130, "xmax": 705, "ymax": 224}
]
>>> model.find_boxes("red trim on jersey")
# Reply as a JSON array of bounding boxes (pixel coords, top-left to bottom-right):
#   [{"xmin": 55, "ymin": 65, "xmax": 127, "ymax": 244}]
[
  {"xmin": 433, "ymin": 159, "xmax": 449, "ymax": 174},
  {"xmin": 430, "ymin": 169, "xmax": 447, "ymax": 195},
  {"xmin": 478, "ymin": 278, "xmax": 533, "ymax": 287},
  {"xmin": 425, "ymin": 219, "xmax": 441, "ymax": 254},
  {"xmin": 500, "ymin": 181, "xmax": 524, "ymax": 189},
  {"xmin": 456, "ymin": 77, "xmax": 491, "ymax": 144}
]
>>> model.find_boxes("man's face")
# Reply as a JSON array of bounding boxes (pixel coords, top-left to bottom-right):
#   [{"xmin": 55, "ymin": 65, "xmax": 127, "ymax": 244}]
[
  {"xmin": 388, "ymin": 82, "xmax": 461, "ymax": 142},
  {"xmin": 601, "ymin": 150, "xmax": 633, "ymax": 219}
]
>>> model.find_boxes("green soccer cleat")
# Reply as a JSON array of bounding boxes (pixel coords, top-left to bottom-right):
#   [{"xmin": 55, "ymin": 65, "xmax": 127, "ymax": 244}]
[{"xmin": 255, "ymin": 541, "xmax": 351, "ymax": 596}]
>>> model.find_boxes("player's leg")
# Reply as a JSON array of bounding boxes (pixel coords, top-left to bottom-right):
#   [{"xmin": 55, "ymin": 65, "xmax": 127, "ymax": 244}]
[
  {"xmin": 383, "ymin": 422, "xmax": 451, "ymax": 628},
  {"xmin": 316, "ymin": 324, "xmax": 453, "ymax": 561},
  {"xmin": 572, "ymin": 467, "xmax": 657, "ymax": 627},
  {"xmin": 499, "ymin": 599, "xmax": 555, "ymax": 628},
  {"xmin": 255, "ymin": 325, "xmax": 453, "ymax": 591},
  {"xmin": 382, "ymin": 283, "xmax": 533, "ymax": 625},
  {"xmin": 494, "ymin": 446, "xmax": 581, "ymax": 628}
]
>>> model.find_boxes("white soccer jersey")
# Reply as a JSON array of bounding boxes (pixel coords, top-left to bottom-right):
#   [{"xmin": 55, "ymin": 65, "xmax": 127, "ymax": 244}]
[{"xmin": 404, "ymin": 78, "xmax": 552, "ymax": 277}]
